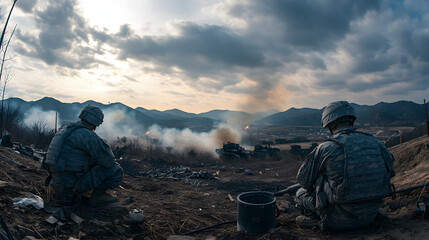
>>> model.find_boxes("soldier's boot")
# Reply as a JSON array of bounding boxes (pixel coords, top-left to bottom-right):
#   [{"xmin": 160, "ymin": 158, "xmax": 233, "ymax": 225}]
[
  {"xmin": 295, "ymin": 215, "xmax": 320, "ymax": 229},
  {"xmin": 89, "ymin": 189, "xmax": 118, "ymax": 206}
]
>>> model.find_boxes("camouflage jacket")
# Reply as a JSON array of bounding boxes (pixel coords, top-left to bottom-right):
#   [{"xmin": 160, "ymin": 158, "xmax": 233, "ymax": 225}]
[
  {"xmin": 44, "ymin": 121, "xmax": 116, "ymax": 173},
  {"xmin": 296, "ymin": 127, "xmax": 395, "ymax": 229}
]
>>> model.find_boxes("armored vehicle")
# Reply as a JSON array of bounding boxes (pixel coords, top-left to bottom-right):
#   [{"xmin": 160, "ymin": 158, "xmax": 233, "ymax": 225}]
[
  {"xmin": 216, "ymin": 142, "xmax": 252, "ymax": 160},
  {"xmin": 253, "ymin": 145, "xmax": 280, "ymax": 160}
]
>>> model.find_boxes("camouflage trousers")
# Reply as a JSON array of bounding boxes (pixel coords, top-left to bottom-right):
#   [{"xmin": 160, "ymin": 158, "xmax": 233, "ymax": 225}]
[
  {"xmin": 295, "ymin": 187, "xmax": 381, "ymax": 230},
  {"xmin": 295, "ymin": 188, "xmax": 318, "ymax": 216},
  {"xmin": 50, "ymin": 164, "xmax": 124, "ymax": 201}
]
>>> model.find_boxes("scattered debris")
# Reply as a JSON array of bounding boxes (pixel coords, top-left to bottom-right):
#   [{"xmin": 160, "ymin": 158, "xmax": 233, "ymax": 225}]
[
  {"xmin": 45, "ymin": 208, "xmax": 84, "ymax": 226},
  {"xmin": 14, "ymin": 144, "xmax": 34, "ymax": 158},
  {"xmin": 0, "ymin": 154, "xmax": 25, "ymax": 168},
  {"xmin": 244, "ymin": 169, "xmax": 254, "ymax": 175},
  {"xmin": 45, "ymin": 215, "xmax": 64, "ymax": 226},
  {"xmin": 228, "ymin": 194, "xmax": 235, "ymax": 202},
  {"xmin": 189, "ymin": 170, "xmax": 214, "ymax": 179},
  {"xmin": 13, "ymin": 193, "xmax": 44, "ymax": 210},
  {"xmin": 136, "ymin": 166, "xmax": 216, "ymax": 187},
  {"xmin": 129, "ymin": 209, "xmax": 144, "ymax": 223},
  {"xmin": 0, "ymin": 180, "xmax": 7, "ymax": 188}
]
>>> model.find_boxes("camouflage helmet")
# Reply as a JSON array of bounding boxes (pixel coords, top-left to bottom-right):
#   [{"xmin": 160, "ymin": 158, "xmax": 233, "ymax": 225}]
[
  {"xmin": 79, "ymin": 105, "xmax": 104, "ymax": 127},
  {"xmin": 321, "ymin": 101, "xmax": 356, "ymax": 128}
]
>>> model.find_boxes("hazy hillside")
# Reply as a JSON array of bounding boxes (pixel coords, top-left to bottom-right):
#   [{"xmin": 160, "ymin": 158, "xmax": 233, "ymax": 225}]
[
  {"xmin": 257, "ymin": 101, "xmax": 426, "ymax": 127},
  {"xmin": 198, "ymin": 110, "xmax": 252, "ymax": 122},
  {"xmin": 3, "ymin": 97, "xmax": 217, "ymax": 132},
  {"xmin": 163, "ymin": 109, "xmax": 197, "ymax": 118},
  {"xmin": 135, "ymin": 107, "xmax": 178, "ymax": 120},
  {"xmin": 355, "ymin": 101, "xmax": 425, "ymax": 125},
  {"xmin": 4, "ymin": 97, "xmax": 426, "ymax": 131},
  {"xmin": 256, "ymin": 107, "xmax": 322, "ymax": 126}
]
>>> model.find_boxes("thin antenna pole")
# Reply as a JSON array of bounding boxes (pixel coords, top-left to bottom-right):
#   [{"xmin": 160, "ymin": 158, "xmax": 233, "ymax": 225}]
[
  {"xmin": 55, "ymin": 112, "xmax": 58, "ymax": 133},
  {"xmin": 424, "ymin": 99, "xmax": 429, "ymax": 137}
]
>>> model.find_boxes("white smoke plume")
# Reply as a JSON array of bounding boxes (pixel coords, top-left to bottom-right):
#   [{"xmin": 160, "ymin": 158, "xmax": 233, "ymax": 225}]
[
  {"xmin": 147, "ymin": 123, "xmax": 242, "ymax": 155},
  {"xmin": 96, "ymin": 107, "xmax": 147, "ymax": 140},
  {"xmin": 23, "ymin": 107, "xmax": 60, "ymax": 131},
  {"xmin": 89, "ymin": 107, "xmax": 244, "ymax": 155}
]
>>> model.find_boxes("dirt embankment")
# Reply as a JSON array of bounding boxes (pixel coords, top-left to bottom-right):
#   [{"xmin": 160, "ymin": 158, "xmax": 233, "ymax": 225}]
[
  {"xmin": 389, "ymin": 136, "xmax": 429, "ymax": 188},
  {"xmin": 0, "ymin": 138, "xmax": 429, "ymax": 240}
]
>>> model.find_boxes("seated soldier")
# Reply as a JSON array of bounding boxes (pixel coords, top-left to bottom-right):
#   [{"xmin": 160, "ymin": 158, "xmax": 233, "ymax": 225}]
[
  {"xmin": 42, "ymin": 105, "xmax": 124, "ymax": 205},
  {"xmin": 295, "ymin": 101, "xmax": 395, "ymax": 230}
]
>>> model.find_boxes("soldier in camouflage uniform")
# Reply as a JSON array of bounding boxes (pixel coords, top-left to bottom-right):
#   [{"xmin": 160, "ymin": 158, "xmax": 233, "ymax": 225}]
[
  {"xmin": 295, "ymin": 101, "xmax": 395, "ymax": 230},
  {"xmin": 43, "ymin": 105, "xmax": 124, "ymax": 205}
]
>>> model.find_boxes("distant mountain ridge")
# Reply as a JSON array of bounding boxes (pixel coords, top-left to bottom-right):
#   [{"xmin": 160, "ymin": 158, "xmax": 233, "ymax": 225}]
[
  {"xmin": 4, "ymin": 97, "xmax": 425, "ymax": 131},
  {"xmin": 256, "ymin": 100, "xmax": 426, "ymax": 127},
  {"xmin": 4, "ymin": 97, "xmax": 277, "ymax": 132}
]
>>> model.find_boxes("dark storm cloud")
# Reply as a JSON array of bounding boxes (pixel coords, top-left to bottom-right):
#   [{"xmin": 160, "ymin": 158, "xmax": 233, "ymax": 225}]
[
  {"xmin": 271, "ymin": 0, "xmax": 429, "ymax": 97},
  {"xmin": 413, "ymin": 32, "xmax": 429, "ymax": 62},
  {"xmin": 17, "ymin": 0, "xmax": 37, "ymax": 13},
  {"xmin": 112, "ymin": 21, "xmax": 271, "ymax": 92},
  {"xmin": 13, "ymin": 0, "xmax": 429, "ymax": 102},
  {"xmin": 15, "ymin": 0, "xmax": 104, "ymax": 69},
  {"xmin": 227, "ymin": 0, "xmax": 382, "ymax": 51},
  {"xmin": 115, "ymin": 22, "xmax": 266, "ymax": 70},
  {"xmin": 116, "ymin": 24, "xmax": 133, "ymax": 38}
]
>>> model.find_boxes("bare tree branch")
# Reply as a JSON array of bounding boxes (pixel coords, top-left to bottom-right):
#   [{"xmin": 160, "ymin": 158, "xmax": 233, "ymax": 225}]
[
  {"xmin": 0, "ymin": 25, "xmax": 16, "ymax": 87},
  {"xmin": 0, "ymin": 25, "xmax": 16, "ymax": 137},
  {"xmin": 0, "ymin": 0, "xmax": 17, "ymax": 49}
]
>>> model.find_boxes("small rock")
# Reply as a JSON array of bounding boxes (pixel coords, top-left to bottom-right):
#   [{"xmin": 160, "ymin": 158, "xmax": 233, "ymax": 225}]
[{"xmin": 129, "ymin": 209, "xmax": 144, "ymax": 222}]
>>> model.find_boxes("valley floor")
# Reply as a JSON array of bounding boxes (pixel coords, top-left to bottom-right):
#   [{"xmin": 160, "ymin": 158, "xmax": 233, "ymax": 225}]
[{"xmin": 1, "ymin": 137, "xmax": 429, "ymax": 240}]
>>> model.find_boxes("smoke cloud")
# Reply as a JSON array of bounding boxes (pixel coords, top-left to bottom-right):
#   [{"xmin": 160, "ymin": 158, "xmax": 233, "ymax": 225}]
[
  {"xmin": 96, "ymin": 107, "xmax": 146, "ymax": 140},
  {"xmin": 23, "ymin": 107, "xmax": 60, "ymax": 131},
  {"xmin": 147, "ymin": 124, "xmax": 241, "ymax": 155},
  {"xmin": 94, "ymin": 107, "xmax": 243, "ymax": 156}
]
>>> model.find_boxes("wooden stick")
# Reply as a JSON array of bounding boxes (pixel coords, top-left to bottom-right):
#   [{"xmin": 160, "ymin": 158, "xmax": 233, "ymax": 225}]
[
  {"xmin": 210, "ymin": 214, "xmax": 224, "ymax": 222},
  {"xmin": 178, "ymin": 220, "xmax": 186, "ymax": 233},
  {"xmin": 33, "ymin": 185, "xmax": 42, "ymax": 196},
  {"xmin": 228, "ymin": 194, "xmax": 235, "ymax": 202},
  {"xmin": 168, "ymin": 224, "xmax": 175, "ymax": 235},
  {"xmin": 31, "ymin": 226, "xmax": 45, "ymax": 240}
]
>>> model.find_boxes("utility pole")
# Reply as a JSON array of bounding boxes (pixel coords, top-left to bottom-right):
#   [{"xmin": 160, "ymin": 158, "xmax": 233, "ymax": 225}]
[
  {"xmin": 55, "ymin": 112, "xmax": 58, "ymax": 133},
  {"xmin": 424, "ymin": 99, "xmax": 429, "ymax": 137}
]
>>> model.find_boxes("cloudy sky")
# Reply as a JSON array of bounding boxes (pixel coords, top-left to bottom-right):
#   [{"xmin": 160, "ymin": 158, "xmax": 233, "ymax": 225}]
[{"xmin": 2, "ymin": 0, "xmax": 428, "ymax": 113}]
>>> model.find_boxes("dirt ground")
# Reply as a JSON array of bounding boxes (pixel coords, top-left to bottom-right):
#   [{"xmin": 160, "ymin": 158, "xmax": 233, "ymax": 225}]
[{"xmin": 1, "ymin": 136, "xmax": 429, "ymax": 240}]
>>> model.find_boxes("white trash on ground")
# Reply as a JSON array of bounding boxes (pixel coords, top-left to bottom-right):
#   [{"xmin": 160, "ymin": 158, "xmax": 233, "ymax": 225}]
[{"xmin": 12, "ymin": 193, "xmax": 44, "ymax": 210}]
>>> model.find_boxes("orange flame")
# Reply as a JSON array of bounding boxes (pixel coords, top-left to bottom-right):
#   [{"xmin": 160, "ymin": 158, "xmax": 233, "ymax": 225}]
[
  {"xmin": 145, "ymin": 131, "xmax": 150, "ymax": 135},
  {"xmin": 244, "ymin": 125, "xmax": 250, "ymax": 130}
]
